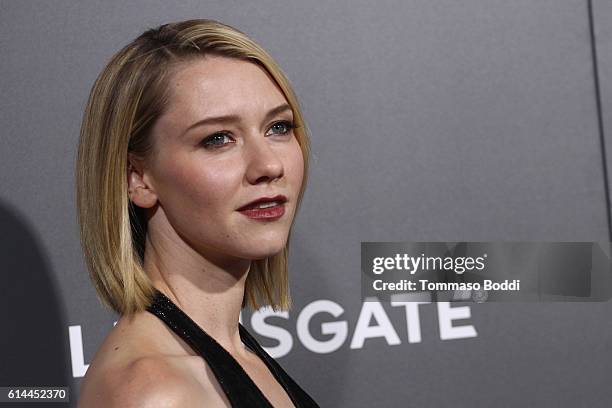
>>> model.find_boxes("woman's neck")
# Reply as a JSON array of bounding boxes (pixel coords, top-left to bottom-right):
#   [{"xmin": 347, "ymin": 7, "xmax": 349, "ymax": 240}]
[{"xmin": 142, "ymin": 228, "xmax": 252, "ymax": 358}]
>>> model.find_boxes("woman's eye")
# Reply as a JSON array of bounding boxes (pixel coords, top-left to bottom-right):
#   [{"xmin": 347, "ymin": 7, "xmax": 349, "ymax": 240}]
[
  {"xmin": 266, "ymin": 121, "xmax": 295, "ymax": 136},
  {"xmin": 201, "ymin": 132, "xmax": 234, "ymax": 148}
]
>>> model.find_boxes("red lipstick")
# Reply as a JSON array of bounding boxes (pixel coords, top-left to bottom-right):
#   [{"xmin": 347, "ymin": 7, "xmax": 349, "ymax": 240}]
[{"xmin": 237, "ymin": 195, "xmax": 287, "ymax": 221}]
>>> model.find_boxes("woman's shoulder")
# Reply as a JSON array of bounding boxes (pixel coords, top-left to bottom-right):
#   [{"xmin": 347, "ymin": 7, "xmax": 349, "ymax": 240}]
[
  {"xmin": 77, "ymin": 312, "xmax": 228, "ymax": 407},
  {"xmin": 78, "ymin": 355, "xmax": 203, "ymax": 407}
]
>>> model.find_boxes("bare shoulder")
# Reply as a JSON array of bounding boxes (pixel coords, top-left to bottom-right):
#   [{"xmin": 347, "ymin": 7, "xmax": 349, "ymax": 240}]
[
  {"xmin": 78, "ymin": 355, "xmax": 205, "ymax": 408},
  {"xmin": 77, "ymin": 312, "xmax": 229, "ymax": 408}
]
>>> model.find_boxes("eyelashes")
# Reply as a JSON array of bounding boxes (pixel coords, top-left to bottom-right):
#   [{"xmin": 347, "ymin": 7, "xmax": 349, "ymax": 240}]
[
  {"xmin": 267, "ymin": 120, "xmax": 297, "ymax": 136},
  {"xmin": 200, "ymin": 120, "xmax": 297, "ymax": 149},
  {"xmin": 200, "ymin": 132, "xmax": 234, "ymax": 148}
]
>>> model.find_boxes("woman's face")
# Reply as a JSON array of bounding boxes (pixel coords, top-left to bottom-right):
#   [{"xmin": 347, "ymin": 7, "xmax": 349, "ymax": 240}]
[{"xmin": 132, "ymin": 55, "xmax": 304, "ymax": 264}]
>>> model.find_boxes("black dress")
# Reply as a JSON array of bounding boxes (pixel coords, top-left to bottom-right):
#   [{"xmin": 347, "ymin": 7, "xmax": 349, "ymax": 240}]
[{"xmin": 146, "ymin": 289, "xmax": 320, "ymax": 408}]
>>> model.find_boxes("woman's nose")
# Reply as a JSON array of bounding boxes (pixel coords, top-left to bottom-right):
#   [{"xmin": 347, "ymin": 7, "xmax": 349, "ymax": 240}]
[{"xmin": 244, "ymin": 137, "xmax": 284, "ymax": 184}]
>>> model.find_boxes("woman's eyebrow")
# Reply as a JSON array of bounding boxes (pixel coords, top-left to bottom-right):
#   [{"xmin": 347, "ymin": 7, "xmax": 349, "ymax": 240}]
[{"xmin": 181, "ymin": 103, "xmax": 292, "ymax": 136}]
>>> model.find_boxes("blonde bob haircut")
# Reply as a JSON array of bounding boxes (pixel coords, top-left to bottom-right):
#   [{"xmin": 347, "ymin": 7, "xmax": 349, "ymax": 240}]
[{"xmin": 76, "ymin": 19, "xmax": 309, "ymax": 315}]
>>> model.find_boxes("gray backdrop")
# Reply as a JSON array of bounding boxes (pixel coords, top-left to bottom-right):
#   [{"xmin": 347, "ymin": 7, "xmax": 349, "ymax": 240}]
[{"xmin": 1, "ymin": 1, "xmax": 611, "ymax": 407}]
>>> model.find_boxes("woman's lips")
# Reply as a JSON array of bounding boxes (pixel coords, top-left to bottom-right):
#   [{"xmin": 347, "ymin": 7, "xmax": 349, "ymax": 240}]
[
  {"xmin": 237, "ymin": 194, "xmax": 287, "ymax": 211},
  {"xmin": 238, "ymin": 203, "xmax": 285, "ymax": 221},
  {"xmin": 237, "ymin": 194, "xmax": 287, "ymax": 221}
]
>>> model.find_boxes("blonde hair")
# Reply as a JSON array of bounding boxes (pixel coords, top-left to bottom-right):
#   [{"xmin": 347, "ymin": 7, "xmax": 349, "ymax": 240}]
[{"xmin": 76, "ymin": 19, "xmax": 310, "ymax": 315}]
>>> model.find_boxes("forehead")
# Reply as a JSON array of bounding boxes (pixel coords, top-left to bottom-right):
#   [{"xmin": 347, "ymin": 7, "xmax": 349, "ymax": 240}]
[{"xmin": 163, "ymin": 55, "xmax": 289, "ymax": 122}]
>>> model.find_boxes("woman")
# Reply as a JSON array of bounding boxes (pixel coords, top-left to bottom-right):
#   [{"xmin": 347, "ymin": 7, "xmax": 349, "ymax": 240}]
[{"xmin": 76, "ymin": 19, "xmax": 319, "ymax": 407}]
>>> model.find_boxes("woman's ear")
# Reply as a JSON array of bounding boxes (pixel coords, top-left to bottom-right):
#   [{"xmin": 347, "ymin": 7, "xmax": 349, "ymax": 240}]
[{"xmin": 127, "ymin": 154, "xmax": 158, "ymax": 209}]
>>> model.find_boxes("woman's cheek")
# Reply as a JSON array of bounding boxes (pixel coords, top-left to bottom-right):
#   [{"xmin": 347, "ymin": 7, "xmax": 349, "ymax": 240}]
[
  {"xmin": 189, "ymin": 161, "xmax": 241, "ymax": 205},
  {"xmin": 287, "ymin": 143, "xmax": 305, "ymax": 189}
]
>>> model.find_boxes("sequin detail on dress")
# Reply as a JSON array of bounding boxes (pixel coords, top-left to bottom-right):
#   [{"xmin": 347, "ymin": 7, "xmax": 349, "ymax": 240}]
[{"xmin": 146, "ymin": 289, "xmax": 320, "ymax": 408}]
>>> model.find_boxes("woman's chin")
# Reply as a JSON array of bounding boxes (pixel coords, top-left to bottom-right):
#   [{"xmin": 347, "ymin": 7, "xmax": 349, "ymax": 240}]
[{"xmin": 243, "ymin": 240, "xmax": 287, "ymax": 260}]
